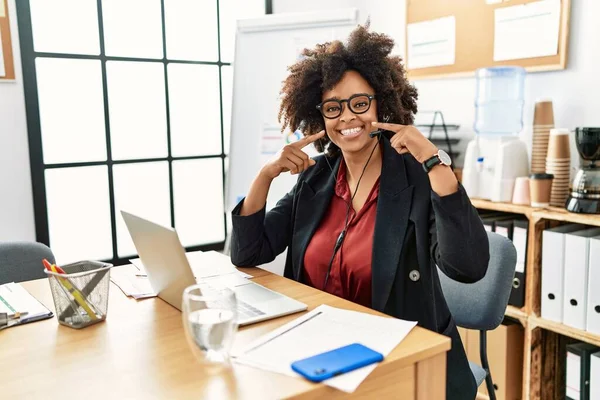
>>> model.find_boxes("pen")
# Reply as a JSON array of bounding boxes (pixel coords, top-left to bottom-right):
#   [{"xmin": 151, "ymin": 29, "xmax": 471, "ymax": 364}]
[
  {"xmin": 58, "ymin": 268, "xmax": 109, "ymax": 321},
  {"xmin": 243, "ymin": 311, "xmax": 323, "ymax": 355}
]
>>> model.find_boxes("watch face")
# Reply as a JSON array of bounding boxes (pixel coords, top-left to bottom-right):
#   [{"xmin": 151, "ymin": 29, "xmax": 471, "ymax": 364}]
[{"xmin": 438, "ymin": 150, "xmax": 452, "ymax": 166}]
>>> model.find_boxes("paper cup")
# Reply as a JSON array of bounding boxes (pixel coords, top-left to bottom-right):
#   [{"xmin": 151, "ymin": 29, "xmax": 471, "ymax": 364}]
[
  {"xmin": 512, "ymin": 177, "xmax": 531, "ymax": 205},
  {"xmin": 547, "ymin": 129, "xmax": 571, "ymax": 160},
  {"xmin": 529, "ymin": 173, "xmax": 554, "ymax": 207},
  {"xmin": 534, "ymin": 100, "xmax": 555, "ymax": 126}
]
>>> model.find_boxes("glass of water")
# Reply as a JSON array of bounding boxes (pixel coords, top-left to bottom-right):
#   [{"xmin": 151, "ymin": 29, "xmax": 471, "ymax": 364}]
[{"xmin": 182, "ymin": 284, "xmax": 238, "ymax": 367}]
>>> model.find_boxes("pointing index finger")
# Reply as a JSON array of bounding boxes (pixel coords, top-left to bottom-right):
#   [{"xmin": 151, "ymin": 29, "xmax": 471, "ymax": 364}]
[
  {"xmin": 371, "ymin": 121, "xmax": 406, "ymax": 132},
  {"xmin": 291, "ymin": 130, "xmax": 326, "ymax": 148}
]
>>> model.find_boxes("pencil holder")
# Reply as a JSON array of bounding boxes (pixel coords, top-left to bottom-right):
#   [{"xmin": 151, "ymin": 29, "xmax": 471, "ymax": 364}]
[{"xmin": 45, "ymin": 261, "xmax": 113, "ymax": 329}]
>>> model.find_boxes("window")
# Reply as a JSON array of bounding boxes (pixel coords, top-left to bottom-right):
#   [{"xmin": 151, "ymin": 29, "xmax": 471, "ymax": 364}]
[{"xmin": 17, "ymin": 0, "xmax": 266, "ymax": 264}]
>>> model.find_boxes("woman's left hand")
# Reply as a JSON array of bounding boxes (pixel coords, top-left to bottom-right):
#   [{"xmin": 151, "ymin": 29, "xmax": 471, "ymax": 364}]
[{"xmin": 371, "ymin": 121, "xmax": 438, "ymax": 164}]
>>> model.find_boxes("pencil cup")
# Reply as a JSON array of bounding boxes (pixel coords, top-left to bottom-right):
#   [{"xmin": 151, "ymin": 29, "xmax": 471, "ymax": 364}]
[{"xmin": 45, "ymin": 261, "xmax": 113, "ymax": 329}]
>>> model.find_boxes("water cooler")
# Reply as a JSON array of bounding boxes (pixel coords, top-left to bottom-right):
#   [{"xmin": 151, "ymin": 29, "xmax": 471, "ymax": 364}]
[{"xmin": 462, "ymin": 67, "xmax": 530, "ymax": 202}]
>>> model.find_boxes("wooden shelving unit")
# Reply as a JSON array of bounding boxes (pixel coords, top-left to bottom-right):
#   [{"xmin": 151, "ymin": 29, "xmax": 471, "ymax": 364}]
[
  {"xmin": 531, "ymin": 316, "xmax": 600, "ymax": 348},
  {"xmin": 470, "ymin": 198, "xmax": 535, "ymax": 217},
  {"xmin": 505, "ymin": 305, "xmax": 528, "ymax": 325},
  {"xmin": 471, "ymin": 198, "xmax": 600, "ymax": 400},
  {"xmin": 472, "ymin": 199, "xmax": 600, "ymax": 227},
  {"xmin": 535, "ymin": 206, "xmax": 600, "ymax": 226}
]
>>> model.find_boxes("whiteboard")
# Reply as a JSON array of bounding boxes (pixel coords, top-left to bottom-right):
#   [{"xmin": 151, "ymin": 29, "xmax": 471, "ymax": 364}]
[{"xmin": 225, "ymin": 9, "xmax": 359, "ymax": 275}]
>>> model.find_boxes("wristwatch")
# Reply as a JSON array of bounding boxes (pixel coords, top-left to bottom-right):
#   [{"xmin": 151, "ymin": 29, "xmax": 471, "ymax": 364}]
[{"xmin": 422, "ymin": 149, "xmax": 452, "ymax": 173}]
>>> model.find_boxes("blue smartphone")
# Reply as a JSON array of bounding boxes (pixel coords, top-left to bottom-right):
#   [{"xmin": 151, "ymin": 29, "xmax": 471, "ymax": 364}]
[{"xmin": 291, "ymin": 343, "xmax": 384, "ymax": 382}]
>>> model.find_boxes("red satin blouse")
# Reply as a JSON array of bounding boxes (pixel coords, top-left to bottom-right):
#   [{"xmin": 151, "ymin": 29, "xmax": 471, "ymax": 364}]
[{"xmin": 303, "ymin": 159, "xmax": 380, "ymax": 307}]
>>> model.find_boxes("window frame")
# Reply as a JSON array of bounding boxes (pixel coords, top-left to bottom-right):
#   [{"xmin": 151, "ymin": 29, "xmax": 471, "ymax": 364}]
[{"xmin": 15, "ymin": 0, "xmax": 272, "ymax": 265}]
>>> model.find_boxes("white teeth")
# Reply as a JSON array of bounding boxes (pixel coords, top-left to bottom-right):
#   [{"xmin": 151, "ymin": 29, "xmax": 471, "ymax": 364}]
[{"xmin": 340, "ymin": 126, "xmax": 363, "ymax": 136}]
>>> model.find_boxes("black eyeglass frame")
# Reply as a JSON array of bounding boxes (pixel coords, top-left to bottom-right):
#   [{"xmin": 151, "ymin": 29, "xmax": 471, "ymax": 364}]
[{"xmin": 316, "ymin": 93, "xmax": 376, "ymax": 119}]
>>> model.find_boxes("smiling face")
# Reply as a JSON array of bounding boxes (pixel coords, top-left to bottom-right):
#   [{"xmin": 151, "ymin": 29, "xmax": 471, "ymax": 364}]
[{"xmin": 320, "ymin": 70, "xmax": 378, "ymax": 155}]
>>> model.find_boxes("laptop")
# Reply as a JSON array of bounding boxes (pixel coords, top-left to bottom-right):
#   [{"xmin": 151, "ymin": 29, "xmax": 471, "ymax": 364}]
[{"xmin": 120, "ymin": 211, "xmax": 307, "ymax": 325}]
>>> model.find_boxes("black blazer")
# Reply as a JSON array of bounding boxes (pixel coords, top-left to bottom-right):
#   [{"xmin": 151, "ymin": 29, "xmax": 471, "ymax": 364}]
[{"xmin": 231, "ymin": 137, "xmax": 490, "ymax": 400}]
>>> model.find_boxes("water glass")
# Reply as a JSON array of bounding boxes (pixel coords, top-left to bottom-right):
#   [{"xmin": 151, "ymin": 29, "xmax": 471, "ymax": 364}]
[{"xmin": 182, "ymin": 284, "xmax": 238, "ymax": 367}]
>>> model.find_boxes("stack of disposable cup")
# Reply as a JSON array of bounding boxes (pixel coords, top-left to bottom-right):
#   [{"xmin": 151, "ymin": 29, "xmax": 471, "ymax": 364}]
[
  {"xmin": 532, "ymin": 100, "xmax": 554, "ymax": 173},
  {"xmin": 545, "ymin": 128, "xmax": 571, "ymax": 207}
]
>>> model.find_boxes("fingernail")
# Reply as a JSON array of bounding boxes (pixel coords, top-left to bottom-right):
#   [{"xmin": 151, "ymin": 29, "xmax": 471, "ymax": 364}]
[{"xmin": 371, "ymin": 122, "xmax": 377, "ymax": 125}]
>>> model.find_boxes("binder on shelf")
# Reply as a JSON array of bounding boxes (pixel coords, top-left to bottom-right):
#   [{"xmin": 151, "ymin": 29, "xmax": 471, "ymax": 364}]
[
  {"xmin": 563, "ymin": 228, "xmax": 600, "ymax": 331},
  {"xmin": 566, "ymin": 342, "xmax": 599, "ymax": 400},
  {"xmin": 509, "ymin": 219, "xmax": 528, "ymax": 308},
  {"xmin": 591, "ymin": 351, "xmax": 600, "ymax": 400},
  {"xmin": 541, "ymin": 224, "xmax": 586, "ymax": 323},
  {"xmin": 586, "ymin": 236, "xmax": 600, "ymax": 335}
]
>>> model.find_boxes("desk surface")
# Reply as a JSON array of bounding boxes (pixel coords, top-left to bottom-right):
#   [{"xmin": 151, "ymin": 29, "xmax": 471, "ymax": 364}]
[{"xmin": 1, "ymin": 266, "xmax": 450, "ymax": 399}]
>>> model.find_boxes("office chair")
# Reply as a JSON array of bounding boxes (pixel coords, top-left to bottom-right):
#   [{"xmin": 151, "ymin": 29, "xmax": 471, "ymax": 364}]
[
  {"xmin": 437, "ymin": 232, "xmax": 517, "ymax": 400},
  {"xmin": 0, "ymin": 241, "xmax": 55, "ymax": 284}
]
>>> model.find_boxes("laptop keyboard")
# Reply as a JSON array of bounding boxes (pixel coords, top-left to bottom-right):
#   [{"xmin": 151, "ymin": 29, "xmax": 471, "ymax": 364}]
[
  {"xmin": 201, "ymin": 281, "xmax": 267, "ymax": 321},
  {"xmin": 237, "ymin": 300, "xmax": 266, "ymax": 320}
]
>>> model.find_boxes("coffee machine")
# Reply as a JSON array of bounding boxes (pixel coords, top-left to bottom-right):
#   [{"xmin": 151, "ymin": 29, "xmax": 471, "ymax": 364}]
[{"xmin": 566, "ymin": 127, "xmax": 600, "ymax": 213}]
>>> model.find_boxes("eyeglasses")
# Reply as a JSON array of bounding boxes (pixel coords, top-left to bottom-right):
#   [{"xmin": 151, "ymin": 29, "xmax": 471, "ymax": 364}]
[{"xmin": 316, "ymin": 93, "xmax": 376, "ymax": 119}]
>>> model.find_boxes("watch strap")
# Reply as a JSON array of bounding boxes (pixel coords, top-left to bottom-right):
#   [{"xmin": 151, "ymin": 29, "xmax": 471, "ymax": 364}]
[{"xmin": 422, "ymin": 154, "xmax": 441, "ymax": 173}]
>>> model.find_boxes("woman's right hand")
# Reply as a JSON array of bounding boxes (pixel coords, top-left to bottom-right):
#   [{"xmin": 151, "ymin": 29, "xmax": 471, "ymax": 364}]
[{"xmin": 260, "ymin": 130, "xmax": 326, "ymax": 180}]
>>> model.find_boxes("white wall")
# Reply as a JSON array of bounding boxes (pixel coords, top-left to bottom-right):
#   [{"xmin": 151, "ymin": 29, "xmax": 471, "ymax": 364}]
[
  {"xmin": 273, "ymin": 0, "xmax": 406, "ymax": 56},
  {"xmin": 0, "ymin": 0, "xmax": 36, "ymax": 241},
  {"xmin": 273, "ymin": 0, "xmax": 598, "ymax": 169}
]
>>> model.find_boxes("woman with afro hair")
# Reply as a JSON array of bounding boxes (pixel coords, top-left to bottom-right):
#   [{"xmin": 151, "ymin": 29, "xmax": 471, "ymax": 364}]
[{"xmin": 230, "ymin": 23, "xmax": 489, "ymax": 400}]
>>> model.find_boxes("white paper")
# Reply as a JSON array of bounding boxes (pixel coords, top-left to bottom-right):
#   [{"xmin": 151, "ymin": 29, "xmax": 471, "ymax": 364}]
[
  {"xmin": 110, "ymin": 267, "xmax": 156, "ymax": 299},
  {"xmin": 130, "ymin": 250, "xmax": 252, "ymax": 279},
  {"xmin": 407, "ymin": 16, "xmax": 456, "ymax": 69},
  {"xmin": 114, "ymin": 251, "xmax": 252, "ymax": 299},
  {"xmin": 0, "ymin": 282, "xmax": 52, "ymax": 321},
  {"xmin": 202, "ymin": 272, "xmax": 252, "ymax": 287},
  {"xmin": 233, "ymin": 304, "xmax": 417, "ymax": 393},
  {"xmin": 189, "ymin": 250, "xmax": 253, "ymax": 279},
  {"xmin": 494, "ymin": 0, "xmax": 561, "ymax": 61},
  {"xmin": 0, "ymin": 29, "xmax": 5, "ymax": 77}
]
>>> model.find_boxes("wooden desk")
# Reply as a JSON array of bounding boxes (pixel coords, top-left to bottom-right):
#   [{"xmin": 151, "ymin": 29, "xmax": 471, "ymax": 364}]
[{"xmin": 1, "ymin": 267, "xmax": 450, "ymax": 399}]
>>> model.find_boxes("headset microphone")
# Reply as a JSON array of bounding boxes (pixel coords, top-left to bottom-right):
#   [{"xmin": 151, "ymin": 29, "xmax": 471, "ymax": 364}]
[{"xmin": 369, "ymin": 129, "xmax": 384, "ymax": 138}]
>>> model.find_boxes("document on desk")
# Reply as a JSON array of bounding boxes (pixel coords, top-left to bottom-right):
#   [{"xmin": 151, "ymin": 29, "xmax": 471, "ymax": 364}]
[
  {"xmin": 233, "ymin": 304, "xmax": 417, "ymax": 393},
  {"xmin": 129, "ymin": 250, "xmax": 252, "ymax": 279},
  {"xmin": 110, "ymin": 268, "xmax": 156, "ymax": 299},
  {"xmin": 0, "ymin": 282, "xmax": 53, "ymax": 326},
  {"xmin": 112, "ymin": 250, "xmax": 252, "ymax": 299}
]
